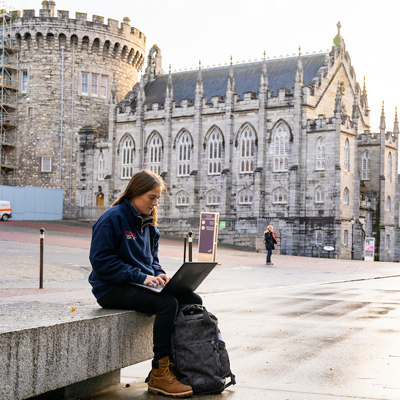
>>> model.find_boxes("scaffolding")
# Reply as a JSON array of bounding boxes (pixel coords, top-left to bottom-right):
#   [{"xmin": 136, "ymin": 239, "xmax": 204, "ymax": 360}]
[{"xmin": 0, "ymin": 6, "xmax": 17, "ymax": 186}]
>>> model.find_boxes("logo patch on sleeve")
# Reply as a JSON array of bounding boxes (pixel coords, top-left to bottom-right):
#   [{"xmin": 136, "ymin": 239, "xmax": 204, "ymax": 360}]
[{"xmin": 126, "ymin": 231, "xmax": 136, "ymax": 240}]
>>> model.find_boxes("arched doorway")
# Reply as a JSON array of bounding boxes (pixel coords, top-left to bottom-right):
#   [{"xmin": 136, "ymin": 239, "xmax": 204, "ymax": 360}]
[{"xmin": 96, "ymin": 192, "xmax": 104, "ymax": 218}]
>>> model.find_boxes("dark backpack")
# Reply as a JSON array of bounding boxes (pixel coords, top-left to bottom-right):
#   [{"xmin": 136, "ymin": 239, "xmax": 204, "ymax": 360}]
[{"xmin": 171, "ymin": 304, "xmax": 236, "ymax": 395}]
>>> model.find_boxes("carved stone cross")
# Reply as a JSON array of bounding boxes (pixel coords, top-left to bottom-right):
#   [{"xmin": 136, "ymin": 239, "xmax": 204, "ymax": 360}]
[{"xmin": 337, "ymin": 21, "xmax": 341, "ymax": 35}]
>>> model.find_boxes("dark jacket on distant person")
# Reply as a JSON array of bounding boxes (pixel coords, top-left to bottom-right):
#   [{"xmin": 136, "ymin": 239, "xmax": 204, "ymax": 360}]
[
  {"xmin": 264, "ymin": 231, "xmax": 277, "ymax": 251},
  {"xmin": 89, "ymin": 199, "xmax": 165, "ymax": 300}
]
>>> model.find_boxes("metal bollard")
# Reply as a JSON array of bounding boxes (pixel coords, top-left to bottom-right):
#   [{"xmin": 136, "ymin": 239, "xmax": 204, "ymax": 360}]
[
  {"xmin": 188, "ymin": 231, "xmax": 193, "ymax": 262},
  {"xmin": 39, "ymin": 228, "xmax": 45, "ymax": 289},
  {"xmin": 183, "ymin": 236, "xmax": 187, "ymax": 263}
]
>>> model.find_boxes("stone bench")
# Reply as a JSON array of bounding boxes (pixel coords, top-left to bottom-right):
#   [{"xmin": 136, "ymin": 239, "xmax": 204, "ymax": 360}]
[{"xmin": 0, "ymin": 300, "xmax": 154, "ymax": 400}]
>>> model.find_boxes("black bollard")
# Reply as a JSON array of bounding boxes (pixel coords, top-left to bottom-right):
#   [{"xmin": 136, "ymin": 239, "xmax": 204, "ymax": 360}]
[
  {"xmin": 188, "ymin": 231, "xmax": 193, "ymax": 262},
  {"xmin": 39, "ymin": 228, "xmax": 45, "ymax": 289},
  {"xmin": 183, "ymin": 236, "xmax": 187, "ymax": 263}
]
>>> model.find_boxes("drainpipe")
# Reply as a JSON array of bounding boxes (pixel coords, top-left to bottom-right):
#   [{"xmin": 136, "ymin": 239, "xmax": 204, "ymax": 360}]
[
  {"xmin": 59, "ymin": 46, "xmax": 65, "ymax": 189},
  {"xmin": 69, "ymin": 41, "xmax": 75, "ymax": 217}
]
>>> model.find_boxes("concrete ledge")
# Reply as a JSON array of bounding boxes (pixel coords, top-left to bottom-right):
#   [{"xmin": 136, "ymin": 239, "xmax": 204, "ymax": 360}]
[{"xmin": 0, "ymin": 302, "xmax": 154, "ymax": 400}]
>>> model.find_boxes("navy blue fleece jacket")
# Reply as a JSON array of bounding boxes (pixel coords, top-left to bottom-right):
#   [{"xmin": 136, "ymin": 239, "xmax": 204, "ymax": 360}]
[{"xmin": 89, "ymin": 199, "xmax": 166, "ymax": 300}]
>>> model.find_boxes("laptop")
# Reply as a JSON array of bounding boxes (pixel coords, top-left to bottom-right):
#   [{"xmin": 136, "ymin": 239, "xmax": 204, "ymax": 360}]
[{"xmin": 130, "ymin": 261, "xmax": 218, "ymax": 294}]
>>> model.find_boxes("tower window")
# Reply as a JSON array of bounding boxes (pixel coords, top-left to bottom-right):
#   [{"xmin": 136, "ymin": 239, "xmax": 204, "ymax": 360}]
[
  {"xmin": 81, "ymin": 73, "xmax": 89, "ymax": 95},
  {"xmin": 92, "ymin": 74, "xmax": 99, "ymax": 96},
  {"xmin": 41, "ymin": 156, "xmax": 52, "ymax": 172},
  {"xmin": 21, "ymin": 70, "xmax": 28, "ymax": 93}
]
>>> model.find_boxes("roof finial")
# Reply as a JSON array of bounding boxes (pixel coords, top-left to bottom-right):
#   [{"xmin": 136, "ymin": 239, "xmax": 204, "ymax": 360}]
[
  {"xmin": 230, "ymin": 55, "xmax": 233, "ymax": 66},
  {"xmin": 394, "ymin": 106, "xmax": 399, "ymax": 135},
  {"xmin": 337, "ymin": 21, "xmax": 341, "ymax": 35},
  {"xmin": 199, "ymin": 60, "xmax": 201, "ymax": 70},
  {"xmin": 169, "ymin": 64, "xmax": 171, "ymax": 74},
  {"xmin": 263, "ymin": 51, "xmax": 266, "ymax": 61},
  {"xmin": 295, "ymin": 47, "xmax": 303, "ymax": 85},
  {"xmin": 380, "ymin": 100, "xmax": 386, "ymax": 131}
]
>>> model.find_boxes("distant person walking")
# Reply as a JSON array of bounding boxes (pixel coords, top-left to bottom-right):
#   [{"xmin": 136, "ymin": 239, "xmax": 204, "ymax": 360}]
[{"xmin": 264, "ymin": 225, "xmax": 278, "ymax": 265}]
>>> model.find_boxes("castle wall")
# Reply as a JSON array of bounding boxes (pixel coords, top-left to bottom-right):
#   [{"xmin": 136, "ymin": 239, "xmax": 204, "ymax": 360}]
[{"xmin": 11, "ymin": 8, "xmax": 145, "ymax": 215}]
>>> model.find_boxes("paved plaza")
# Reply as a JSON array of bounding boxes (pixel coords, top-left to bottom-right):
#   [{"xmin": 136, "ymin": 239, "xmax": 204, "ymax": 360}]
[{"xmin": 1, "ymin": 220, "xmax": 400, "ymax": 399}]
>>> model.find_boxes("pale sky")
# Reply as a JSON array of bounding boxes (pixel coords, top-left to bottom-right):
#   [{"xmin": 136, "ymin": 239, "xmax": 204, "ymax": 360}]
[{"xmin": 8, "ymin": 0, "xmax": 400, "ymax": 131}]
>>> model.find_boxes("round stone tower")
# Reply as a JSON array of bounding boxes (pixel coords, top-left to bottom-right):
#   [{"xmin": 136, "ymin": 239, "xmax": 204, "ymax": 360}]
[{"xmin": 9, "ymin": 1, "xmax": 146, "ymax": 216}]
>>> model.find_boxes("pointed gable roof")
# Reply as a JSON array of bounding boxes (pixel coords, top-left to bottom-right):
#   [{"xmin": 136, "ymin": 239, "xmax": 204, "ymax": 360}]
[{"xmin": 143, "ymin": 53, "xmax": 327, "ymax": 106}]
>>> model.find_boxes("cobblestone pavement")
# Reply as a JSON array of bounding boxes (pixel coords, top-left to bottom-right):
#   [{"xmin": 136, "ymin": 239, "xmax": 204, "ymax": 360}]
[
  {"xmin": 2, "ymin": 221, "xmax": 400, "ymax": 400},
  {"xmin": 1, "ymin": 221, "xmax": 400, "ymax": 293}
]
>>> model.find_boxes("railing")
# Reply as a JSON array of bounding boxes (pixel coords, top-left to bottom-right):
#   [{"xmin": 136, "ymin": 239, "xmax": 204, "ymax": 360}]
[
  {"xmin": 0, "ymin": 76, "xmax": 17, "ymax": 88},
  {"xmin": 0, "ymin": 151, "xmax": 15, "ymax": 167},
  {"xmin": 0, "ymin": 167, "xmax": 15, "ymax": 185},
  {"xmin": 0, "ymin": 130, "xmax": 15, "ymax": 145}
]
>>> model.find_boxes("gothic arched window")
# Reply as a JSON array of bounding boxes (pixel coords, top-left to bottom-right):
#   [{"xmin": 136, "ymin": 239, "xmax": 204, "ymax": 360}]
[
  {"xmin": 315, "ymin": 186, "xmax": 324, "ymax": 203},
  {"xmin": 238, "ymin": 188, "xmax": 253, "ymax": 205},
  {"xmin": 148, "ymin": 133, "xmax": 163, "ymax": 175},
  {"xmin": 208, "ymin": 130, "xmax": 223, "ymax": 175},
  {"xmin": 343, "ymin": 187, "xmax": 349, "ymax": 204},
  {"xmin": 206, "ymin": 189, "xmax": 221, "ymax": 205},
  {"xmin": 361, "ymin": 150, "xmax": 371, "ymax": 180},
  {"xmin": 121, "ymin": 135, "xmax": 135, "ymax": 179},
  {"xmin": 273, "ymin": 187, "xmax": 288, "ymax": 204},
  {"xmin": 98, "ymin": 152, "xmax": 105, "ymax": 180},
  {"xmin": 387, "ymin": 152, "xmax": 392, "ymax": 182},
  {"xmin": 274, "ymin": 124, "xmax": 289, "ymax": 172},
  {"xmin": 177, "ymin": 131, "xmax": 191, "ymax": 177},
  {"xmin": 239, "ymin": 126, "xmax": 255, "ymax": 173},
  {"xmin": 387, "ymin": 196, "xmax": 392, "ymax": 211},
  {"xmin": 316, "ymin": 137, "xmax": 325, "ymax": 170},
  {"xmin": 176, "ymin": 190, "xmax": 190, "ymax": 206},
  {"xmin": 344, "ymin": 138, "xmax": 350, "ymax": 172}
]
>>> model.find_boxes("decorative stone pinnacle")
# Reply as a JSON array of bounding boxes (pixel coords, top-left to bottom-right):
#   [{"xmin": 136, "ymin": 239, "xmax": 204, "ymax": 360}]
[
  {"xmin": 169, "ymin": 64, "xmax": 171, "ymax": 74},
  {"xmin": 380, "ymin": 100, "xmax": 386, "ymax": 130},
  {"xmin": 394, "ymin": 107, "xmax": 399, "ymax": 134},
  {"xmin": 199, "ymin": 60, "xmax": 201, "ymax": 70},
  {"xmin": 337, "ymin": 21, "xmax": 341, "ymax": 35},
  {"xmin": 263, "ymin": 51, "xmax": 266, "ymax": 61},
  {"xmin": 230, "ymin": 55, "xmax": 232, "ymax": 66},
  {"xmin": 298, "ymin": 46, "xmax": 301, "ymax": 57}
]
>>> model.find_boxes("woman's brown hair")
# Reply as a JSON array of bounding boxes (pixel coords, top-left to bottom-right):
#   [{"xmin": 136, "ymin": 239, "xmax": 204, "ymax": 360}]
[{"xmin": 112, "ymin": 169, "xmax": 165, "ymax": 225}]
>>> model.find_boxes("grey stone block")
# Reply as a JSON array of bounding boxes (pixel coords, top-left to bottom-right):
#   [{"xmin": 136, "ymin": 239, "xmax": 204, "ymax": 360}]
[{"xmin": 0, "ymin": 306, "xmax": 154, "ymax": 400}]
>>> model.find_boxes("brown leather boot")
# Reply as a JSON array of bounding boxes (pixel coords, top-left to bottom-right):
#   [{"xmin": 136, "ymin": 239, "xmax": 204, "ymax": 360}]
[{"xmin": 148, "ymin": 356, "xmax": 193, "ymax": 397}]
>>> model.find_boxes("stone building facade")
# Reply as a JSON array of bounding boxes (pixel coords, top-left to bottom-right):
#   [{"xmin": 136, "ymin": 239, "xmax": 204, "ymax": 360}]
[
  {"xmin": 9, "ymin": 1, "xmax": 146, "ymax": 216},
  {"xmin": 80, "ymin": 25, "xmax": 399, "ymax": 261},
  {"xmin": 6, "ymin": 7, "xmax": 398, "ymax": 261}
]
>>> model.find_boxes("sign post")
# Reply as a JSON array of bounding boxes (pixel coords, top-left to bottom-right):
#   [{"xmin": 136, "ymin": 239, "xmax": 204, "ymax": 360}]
[
  {"xmin": 198, "ymin": 212, "xmax": 219, "ymax": 262},
  {"xmin": 364, "ymin": 237, "xmax": 375, "ymax": 261}
]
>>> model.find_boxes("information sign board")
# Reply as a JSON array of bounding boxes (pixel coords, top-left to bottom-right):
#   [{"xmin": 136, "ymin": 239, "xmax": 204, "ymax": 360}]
[
  {"xmin": 364, "ymin": 237, "xmax": 375, "ymax": 262},
  {"xmin": 198, "ymin": 212, "xmax": 219, "ymax": 262}
]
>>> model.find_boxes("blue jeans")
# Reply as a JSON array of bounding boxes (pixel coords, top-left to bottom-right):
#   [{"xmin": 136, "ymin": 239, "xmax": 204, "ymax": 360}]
[
  {"xmin": 97, "ymin": 284, "xmax": 202, "ymax": 361},
  {"xmin": 266, "ymin": 249, "xmax": 272, "ymax": 263}
]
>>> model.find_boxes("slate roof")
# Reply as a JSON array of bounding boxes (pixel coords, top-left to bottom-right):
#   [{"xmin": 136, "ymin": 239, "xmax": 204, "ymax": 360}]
[{"xmin": 144, "ymin": 54, "xmax": 327, "ymax": 106}]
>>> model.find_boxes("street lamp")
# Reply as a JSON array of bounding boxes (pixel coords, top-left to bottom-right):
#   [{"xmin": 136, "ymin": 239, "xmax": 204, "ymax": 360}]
[{"xmin": 351, "ymin": 217, "xmax": 355, "ymax": 260}]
